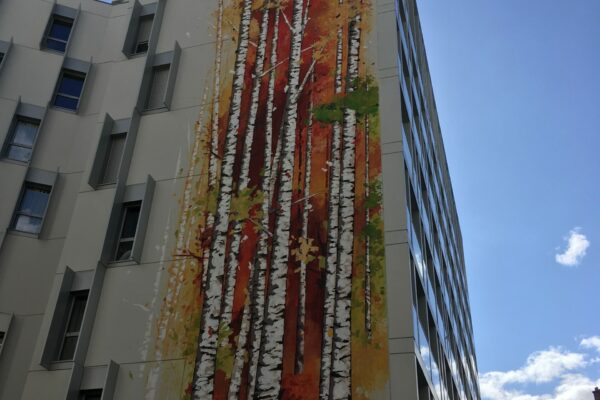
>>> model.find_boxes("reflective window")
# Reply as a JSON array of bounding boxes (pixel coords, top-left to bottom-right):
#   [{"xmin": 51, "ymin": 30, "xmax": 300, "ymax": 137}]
[
  {"xmin": 134, "ymin": 15, "xmax": 154, "ymax": 54},
  {"xmin": 80, "ymin": 389, "xmax": 102, "ymax": 400},
  {"xmin": 45, "ymin": 16, "xmax": 73, "ymax": 53},
  {"xmin": 100, "ymin": 133, "xmax": 126, "ymax": 185},
  {"xmin": 145, "ymin": 65, "xmax": 170, "ymax": 110},
  {"xmin": 114, "ymin": 202, "xmax": 141, "ymax": 261},
  {"xmin": 54, "ymin": 70, "xmax": 85, "ymax": 110},
  {"xmin": 5, "ymin": 117, "xmax": 40, "ymax": 163},
  {"xmin": 58, "ymin": 291, "xmax": 88, "ymax": 361},
  {"xmin": 12, "ymin": 183, "xmax": 51, "ymax": 234}
]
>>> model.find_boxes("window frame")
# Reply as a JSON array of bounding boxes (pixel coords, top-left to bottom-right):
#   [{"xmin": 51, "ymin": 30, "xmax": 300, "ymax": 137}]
[
  {"xmin": 0, "ymin": 38, "xmax": 12, "ymax": 75},
  {"xmin": 3, "ymin": 116, "xmax": 42, "ymax": 164},
  {"xmin": 138, "ymin": 43, "xmax": 181, "ymax": 112},
  {"xmin": 0, "ymin": 313, "xmax": 12, "ymax": 358},
  {"xmin": 11, "ymin": 182, "xmax": 52, "ymax": 235},
  {"xmin": 52, "ymin": 58, "xmax": 91, "ymax": 113},
  {"xmin": 122, "ymin": 1, "xmax": 164, "ymax": 58},
  {"xmin": 44, "ymin": 14, "xmax": 75, "ymax": 53},
  {"xmin": 1, "ymin": 102, "xmax": 47, "ymax": 165},
  {"xmin": 40, "ymin": 4, "xmax": 80, "ymax": 54},
  {"xmin": 56, "ymin": 290, "xmax": 89, "ymax": 361},
  {"xmin": 113, "ymin": 201, "xmax": 142, "ymax": 262}
]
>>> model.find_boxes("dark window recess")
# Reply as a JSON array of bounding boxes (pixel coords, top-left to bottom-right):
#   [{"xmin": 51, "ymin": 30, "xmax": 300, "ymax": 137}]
[
  {"xmin": 12, "ymin": 183, "xmax": 51, "ymax": 234},
  {"xmin": 80, "ymin": 389, "xmax": 103, "ymax": 400},
  {"xmin": 101, "ymin": 133, "xmax": 126, "ymax": 185},
  {"xmin": 0, "ymin": 53, "xmax": 4, "ymax": 64},
  {"xmin": 58, "ymin": 291, "xmax": 88, "ymax": 361},
  {"xmin": 0, "ymin": 331, "xmax": 5, "ymax": 348},
  {"xmin": 115, "ymin": 202, "xmax": 141, "ymax": 261},
  {"xmin": 54, "ymin": 70, "xmax": 85, "ymax": 111},
  {"xmin": 5, "ymin": 117, "xmax": 40, "ymax": 163},
  {"xmin": 45, "ymin": 16, "xmax": 74, "ymax": 53},
  {"xmin": 134, "ymin": 15, "xmax": 154, "ymax": 54},
  {"xmin": 145, "ymin": 65, "xmax": 170, "ymax": 110}
]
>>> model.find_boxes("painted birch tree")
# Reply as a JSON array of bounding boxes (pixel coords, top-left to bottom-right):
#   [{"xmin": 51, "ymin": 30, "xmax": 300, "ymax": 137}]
[
  {"xmin": 331, "ymin": 14, "xmax": 361, "ymax": 400},
  {"xmin": 256, "ymin": 0, "xmax": 309, "ymax": 396},
  {"xmin": 193, "ymin": 0, "xmax": 253, "ymax": 397},
  {"xmin": 319, "ymin": 3, "xmax": 344, "ymax": 398}
]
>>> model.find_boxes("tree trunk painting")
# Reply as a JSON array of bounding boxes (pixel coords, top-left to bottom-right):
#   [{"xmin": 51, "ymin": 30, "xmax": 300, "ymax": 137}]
[
  {"xmin": 194, "ymin": 0, "xmax": 253, "ymax": 397},
  {"xmin": 148, "ymin": 0, "xmax": 390, "ymax": 399}
]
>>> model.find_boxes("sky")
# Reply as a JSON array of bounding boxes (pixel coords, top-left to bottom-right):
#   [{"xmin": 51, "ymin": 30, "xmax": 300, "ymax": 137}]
[{"xmin": 414, "ymin": 1, "xmax": 600, "ymax": 399}]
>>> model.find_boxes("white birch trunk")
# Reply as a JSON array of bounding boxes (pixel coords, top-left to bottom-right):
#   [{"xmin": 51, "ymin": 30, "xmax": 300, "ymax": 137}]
[
  {"xmin": 201, "ymin": 0, "xmax": 225, "ymax": 290},
  {"xmin": 295, "ymin": 65, "xmax": 314, "ymax": 374},
  {"xmin": 225, "ymin": 5, "xmax": 271, "ymax": 398},
  {"xmin": 364, "ymin": 114, "xmax": 372, "ymax": 340},
  {"xmin": 220, "ymin": 0, "xmax": 270, "ymax": 349},
  {"xmin": 193, "ymin": 0, "xmax": 253, "ymax": 397},
  {"xmin": 331, "ymin": 14, "xmax": 361, "ymax": 400},
  {"xmin": 246, "ymin": 7, "xmax": 281, "ymax": 399},
  {"xmin": 256, "ymin": 0, "xmax": 306, "ymax": 397},
  {"xmin": 319, "ymin": 16, "xmax": 344, "ymax": 400}
]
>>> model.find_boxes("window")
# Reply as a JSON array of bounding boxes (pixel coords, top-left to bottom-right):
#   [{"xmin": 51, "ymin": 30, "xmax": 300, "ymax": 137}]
[
  {"xmin": 44, "ymin": 15, "xmax": 74, "ymax": 53},
  {"xmin": 0, "ymin": 331, "xmax": 5, "ymax": 350},
  {"xmin": 4, "ymin": 117, "xmax": 40, "ymax": 163},
  {"xmin": 114, "ymin": 202, "xmax": 141, "ymax": 261},
  {"xmin": 12, "ymin": 183, "xmax": 51, "ymax": 234},
  {"xmin": 139, "ymin": 44, "xmax": 181, "ymax": 111},
  {"xmin": 0, "ymin": 53, "xmax": 4, "ymax": 65},
  {"xmin": 100, "ymin": 133, "xmax": 126, "ymax": 185},
  {"xmin": 54, "ymin": 69, "xmax": 86, "ymax": 111},
  {"xmin": 133, "ymin": 14, "xmax": 153, "ymax": 54},
  {"xmin": 145, "ymin": 65, "xmax": 170, "ymax": 110},
  {"xmin": 57, "ymin": 291, "xmax": 88, "ymax": 361},
  {"xmin": 79, "ymin": 389, "xmax": 102, "ymax": 400}
]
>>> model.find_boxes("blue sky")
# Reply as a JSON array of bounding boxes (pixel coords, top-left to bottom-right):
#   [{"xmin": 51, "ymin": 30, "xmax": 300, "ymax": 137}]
[{"xmin": 415, "ymin": 1, "xmax": 600, "ymax": 398}]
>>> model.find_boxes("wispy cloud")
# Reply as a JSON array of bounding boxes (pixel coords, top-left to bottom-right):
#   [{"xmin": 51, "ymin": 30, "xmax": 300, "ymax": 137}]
[
  {"xmin": 480, "ymin": 337, "xmax": 600, "ymax": 400},
  {"xmin": 580, "ymin": 336, "xmax": 600, "ymax": 353},
  {"xmin": 555, "ymin": 228, "xmax": 590, "ymax": 267}
]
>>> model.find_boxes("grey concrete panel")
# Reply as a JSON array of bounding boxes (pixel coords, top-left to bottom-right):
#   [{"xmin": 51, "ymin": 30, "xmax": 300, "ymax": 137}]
[
  {"xmin": 155, "ymin": 0, "xmax": 220, "ymax": 53},
  {"xmin": 138, "ymin": 177, "xmax": 186, "ymax": 265},
  {"xmin": 0, "ymin": 0, "xmax": 52, "ymax": 50},
  {"xmin": 0, "ymin": 45, "xmax": 62, "ymax": 105},
  {"xmin": 67, "ymin": 10, "xmax": 109, "ymax": 63},
  {"xmin": 98, "ymin": 58, "xmax": 146, "ymax": 119},
  {"xmin": 99, "ymin": 13, "xmax": 133, "ymax": 64},
  {"xmin": 0, "ymin": 235, "xmax": 64, "ymax": 315},
  {"xmin": 112, "ymin": 359, "xmax": 185, "ymax": 400},
  {"xmin": 379, "ymin": 75, "xmax": 403, "ymax": 145},
  {"xmin": 0, "ymin": 315, "xmax": 42, "ymax": 400},
  {"xmin": 389, "ymin": 353, "xmax": 418, "ymax": 399},
  {"xmin": 40, "ymin": 173, "xmax": 82, "ymax": 240},
  {"xmin": 0, "ymin": 97, "xmax": 19, "ymax": 147},
  {"xmin": 19, "ymin": 368, "xmax": 71, "ymax": 400},
  {"xmin": 127, "ymin": 106, "xmax": 202, "ymax": 184},
  {"xmin": 0, "ymin": 160, "xmax": 27, "ymax": 236},
  {"xmin": 85, "ymin": 261, "xmax": 185, "ymax": 365},
  {"xmin": 377, "ymin": 10, "xmax": 399, "ymax": 72},
  {"xmin": 169, "ymin": 43, "xmax": 216, "ymax": 111},
  {"xmin": 30, "ymin": 111, "xmax": 97, "ymax": 174},
  {"xmin": 382, "ymin": 151, "xmax": 407, "ymax": 232},
  {"xmin": 57, "ymin": 188, "xmax": 116, "ymax": 272},
  {"xmin": 384, "ymin": 243, "xmax": 414, "ymax": 339}
]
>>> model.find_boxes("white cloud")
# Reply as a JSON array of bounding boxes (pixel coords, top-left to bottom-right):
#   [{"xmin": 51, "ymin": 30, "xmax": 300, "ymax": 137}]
[
  {"xmin": 581, "ymin": 336, "xmax": 600, "ymax": 353},
  {"xmin": 480, "ymin": 343, "xmax": 600, "ymax": 400},
  {"xmin": 555, "ymin": 228, "xmax": 590, "ymax": 267}
]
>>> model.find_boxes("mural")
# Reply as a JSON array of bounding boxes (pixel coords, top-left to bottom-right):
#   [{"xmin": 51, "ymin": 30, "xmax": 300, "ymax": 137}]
[{"xmin": 148, "ymin": 0, "xmax": 389, "ymax": 398}]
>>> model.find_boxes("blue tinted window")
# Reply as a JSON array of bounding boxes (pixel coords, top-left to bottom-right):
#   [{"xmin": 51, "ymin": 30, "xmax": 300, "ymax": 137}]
[
  {"xmin": 58, "ymin": 74, "xmax": 84, "ymax": 97},
  {"xmin": 54, "ymin": 70, "xmax": 85, "ymax": 110},
  {"xmin": 45, "ymin": 17, "xmax": 73, "ymax": 53},
  {"xmin": 12, "ymin": 184, "xmax": 51, "ymax": 234}
]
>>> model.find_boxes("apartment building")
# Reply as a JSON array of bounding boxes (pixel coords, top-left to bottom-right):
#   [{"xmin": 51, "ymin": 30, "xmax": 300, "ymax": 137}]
[{"xmin": 0, "ymin": 0, "xmax": 480, "ymax": 399}]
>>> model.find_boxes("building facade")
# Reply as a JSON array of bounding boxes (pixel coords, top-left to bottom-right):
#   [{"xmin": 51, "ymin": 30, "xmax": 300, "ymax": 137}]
[{"xmin": 0, "ymin": 0, "xmax": 479, "ymax": 399}]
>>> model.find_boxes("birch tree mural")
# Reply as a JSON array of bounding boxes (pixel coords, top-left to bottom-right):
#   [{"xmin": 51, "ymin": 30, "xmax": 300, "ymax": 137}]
[{"xmin": 149, "ymin": 0, "xmax": 390, "ymax": 399}]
